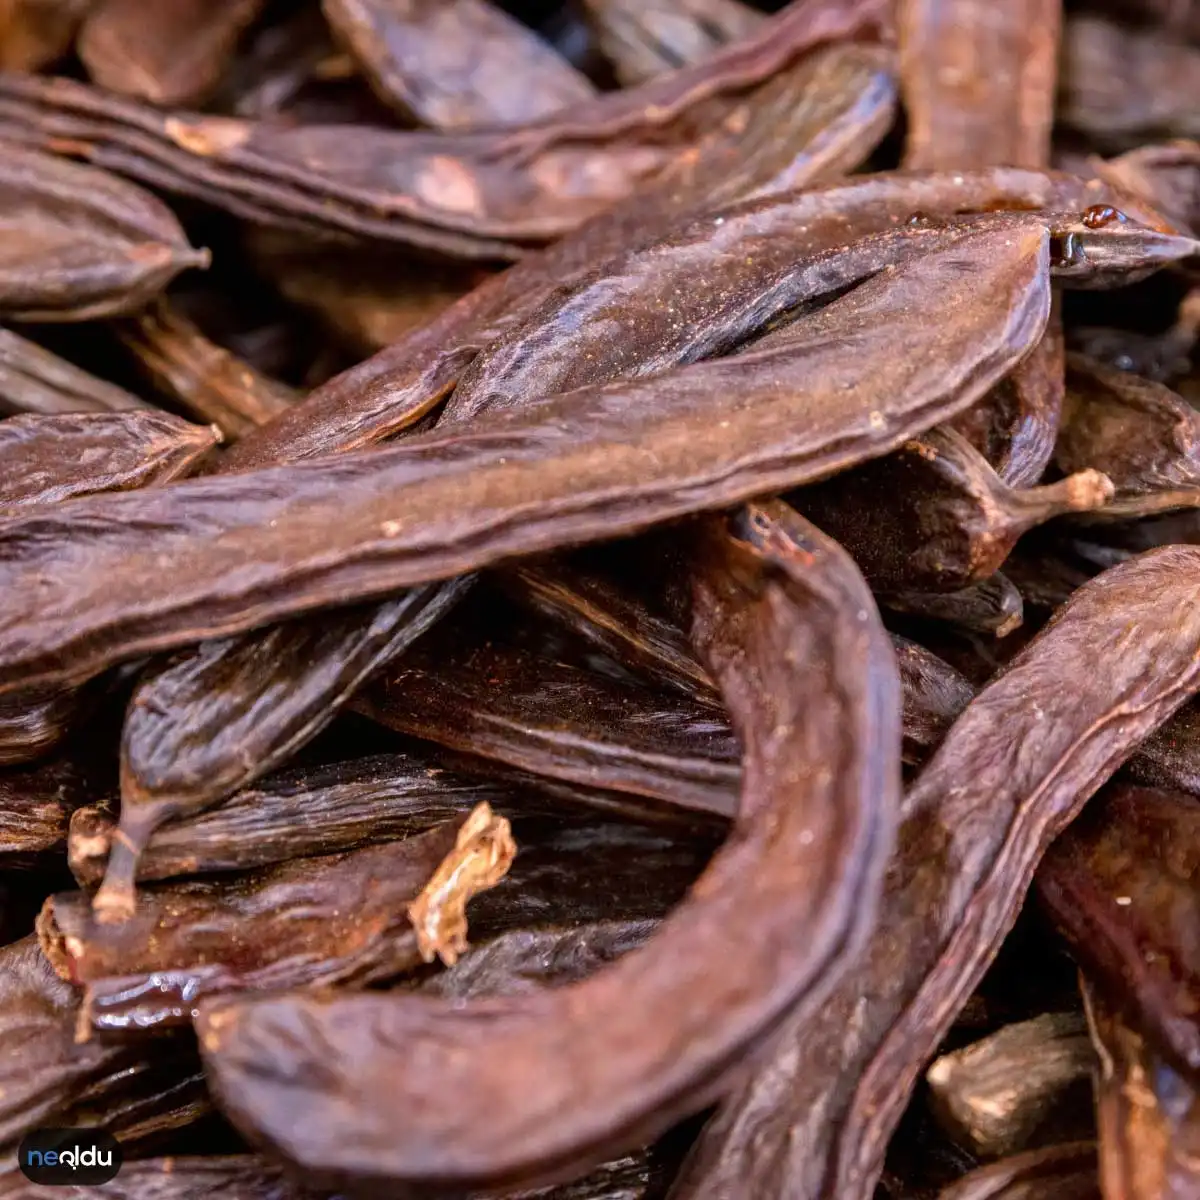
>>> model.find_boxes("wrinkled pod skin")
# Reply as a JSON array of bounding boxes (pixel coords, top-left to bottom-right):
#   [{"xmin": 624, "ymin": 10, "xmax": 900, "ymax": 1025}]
[
  {"xmin": 80, "ymin": 218, "xmax": 1047, "ymax": 914},
  {"xmin": 196, "ymin": 499, "xmax": 902, "ymax": 1193},
  {"xmin": 672, "ymin": 544, "xmax": 1200, "ymax": 1199}
]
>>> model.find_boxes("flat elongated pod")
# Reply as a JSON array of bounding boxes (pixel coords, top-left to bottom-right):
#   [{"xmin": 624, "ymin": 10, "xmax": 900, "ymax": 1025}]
[
  {"xmin": 0, "ymin": 0, "xmax": 890, "ymax": 255},
  {"xmin": 196, "ymin": 501, "xmax": 902, "ymax": 1191},
  {"xmin": 884, "ymin": 573, "xmax": 1025, "ymax": 637},
  {"xmin": 0, "ymin": 142, "xmax": 206, "ymax": 321},
  {"xmin": 0, "ymin": 0, "xmax": 93, "ymax": 72},
  {"xmin": 222, "ymin": 167, "xmax": 1169, "ymax": 473},
  {"xmin": 1060, "ymin": 16, "xmax": 1200, "ymax": 148},
  {"xmin": 42, "ymin": 821, "xmax": 495, "ymax": 1036},
  {"xmin": 358, "ymin": 637, "xmax": 740, "ymax": 818},
  {"xmin": 417, "ymin": 920, "xmax": 659, "ymax": 1001},
  {"xmin": 443, "ymin": 208, "xmax": 1177, "ymax": 426},
  {"xmin": 1056, "ymin": 355, "xmax": 1200, "ymax": 519},
  {"xmin": 673, "ymin": 545, "xmax": 1200, "ymax": 1200},
  {"xmin": 1095, "ymin": 141, "xmax": 1200, "ymax": 237},
  {"xmin": 322, "ymin": 0, "xmax": 597, "ymax": 128},
  {"xmin": 0, "ymin": 412, "xmax": 217, "ymax": 509},
  {"xmin": 0, "ymin": 221, "xmax": 1055, "ymax": 696},
  {"xmin": 0, "ymin": 754, "xmax": 105, "ymax": 856},
  {"xmin": 500, "ymin": 559, "xmax": 719, "ymax": 703}
]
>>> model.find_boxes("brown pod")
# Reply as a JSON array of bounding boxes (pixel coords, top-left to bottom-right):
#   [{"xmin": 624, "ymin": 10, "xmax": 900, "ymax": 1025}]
[
  {"xmin": 674, "ymin": 545, "xmax": 1200, "ymax": 1200},
  {"xmin": 78, "ymin": 0, "xmax": 266, "ymax": 107},
  {"xmin": 41, "ymin": 821, "xmax": 486, "ymax": 1037},
  {"xmin": 195, "ymin": 501, "xmax": 902, "ymax": 1192},
  {"xmin": 69, "ymin": 750, "xmax": 609, "ymax": 888},
  {"xmin": 220, "ymin": 167, "xmax": 1166, "ymax": 474},
  {"xmin": 1095, "ymin": 141, "xmax": 1200, "ymax": 237},
  {"xmin": 0, "ymin": 0, "xmax": 891, "ymax": 256},
  {"xmin": 951, "ymin": 307, "xmax": 1066, "ymax": 490},
  {"xmin": 1083, "ymin": 978, "xmax": 1200, "ymax": 1200},
  {"xmin": 0, "ymin": 754, "xmax": 102, "ymax": 856},
  {"xmin": 581, "ymin": 0, "xmax": 767, "ymax": 86},
  {"xmin": 357, "ymin": 635, "xmax": 741, "ymax": 819},
  {"xmin": 0, "ymin": 411, "xmax": 218, "ymax": 509},
  {"xmin": 322, "ymin": 0, "xmax": 598, "ymax": 128},
  {"xmin": 246, "ymin": 232, "xmax": 493, "ymax": 355},
  {"xmin": 500, "ymin": 558, "xmax": 719, "ymax": 704},
  {"xmin": 0, "ymin": 142, "xmax": 207, "ymax": 321},
  {"xmin": 1038, "ymin": 784, "xmax": 1200, "ymax": 1074},
  {"xmin": 0, "ymin": 327, "xmax": 151, "ymax": 416},
  {"xmin": 114, "ymin": 300, "xmax": 296, "ymax": 441},
  {"xmin": 100, "ymin": 579, "xmax": 473, "ymax": 922},
  {"xmin": 795, "ymin": 425, "xmax": 1113, "ymax": 593},
  {"xmin": 0, "ymin": 222, "xmax": 1053, "ymax": 699},
  {"xmin": 416, "ymin": 919, "xmax": 659, "ymax": 1001}
]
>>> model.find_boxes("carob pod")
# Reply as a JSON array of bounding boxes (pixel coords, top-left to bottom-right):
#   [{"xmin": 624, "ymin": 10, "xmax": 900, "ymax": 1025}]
[
  {"xmin": 1055, "ymin": 354, "xmax": 1200, "ymax": 519},
  {"xmin": 0, "ymin": 142, "xmax": 207, "ymax": 320},
  {"xmin": 935, "ymin": 1143, "xmax": 1099, "ymax": 1200},
  {"xmin": 884, "ymin": 573, "xmax": 1026, "ymax": 638},
  {"xmin": 1060, "ymin": 15, "xmax": 1200, "ymax": 149},
  {"xmin": 40, "ymin": 816, "xmax": 510, "ymax": 1037},
  {"xmin": 0, "ymin": 218, "xmax": 1059, "ymax": 700},
  {"xmin": 672, "ymin": 544, "xmax": 1200, "ymax": 1199},
  {"xmin": 925, "ymin": 1013, "xmax": 1095, "ymax": 1159},
  {"xmin": 0, "ymin": 0, "xmax": 892, "ymax": 255},
  {"xmin": 78, "ymin": 0, "xmax": 267, "ymax": 107},
  {"xmin": 358, "ymin": 634, "xmax": 739, "ymax": 818},
  {"xmin": 321, "ymin": 0, "xmax": 599, "ymax": 129},
  {"xmin": 0, "ymin": 411, "xmax": 218, "ymax": 508},
  {"xmin": 195, "ymin": 500, "xmax": 902, "ymax": 1191},
  {"xmin": 101, "ymin": 31, "xmax": 897, "ymax": 913}
]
